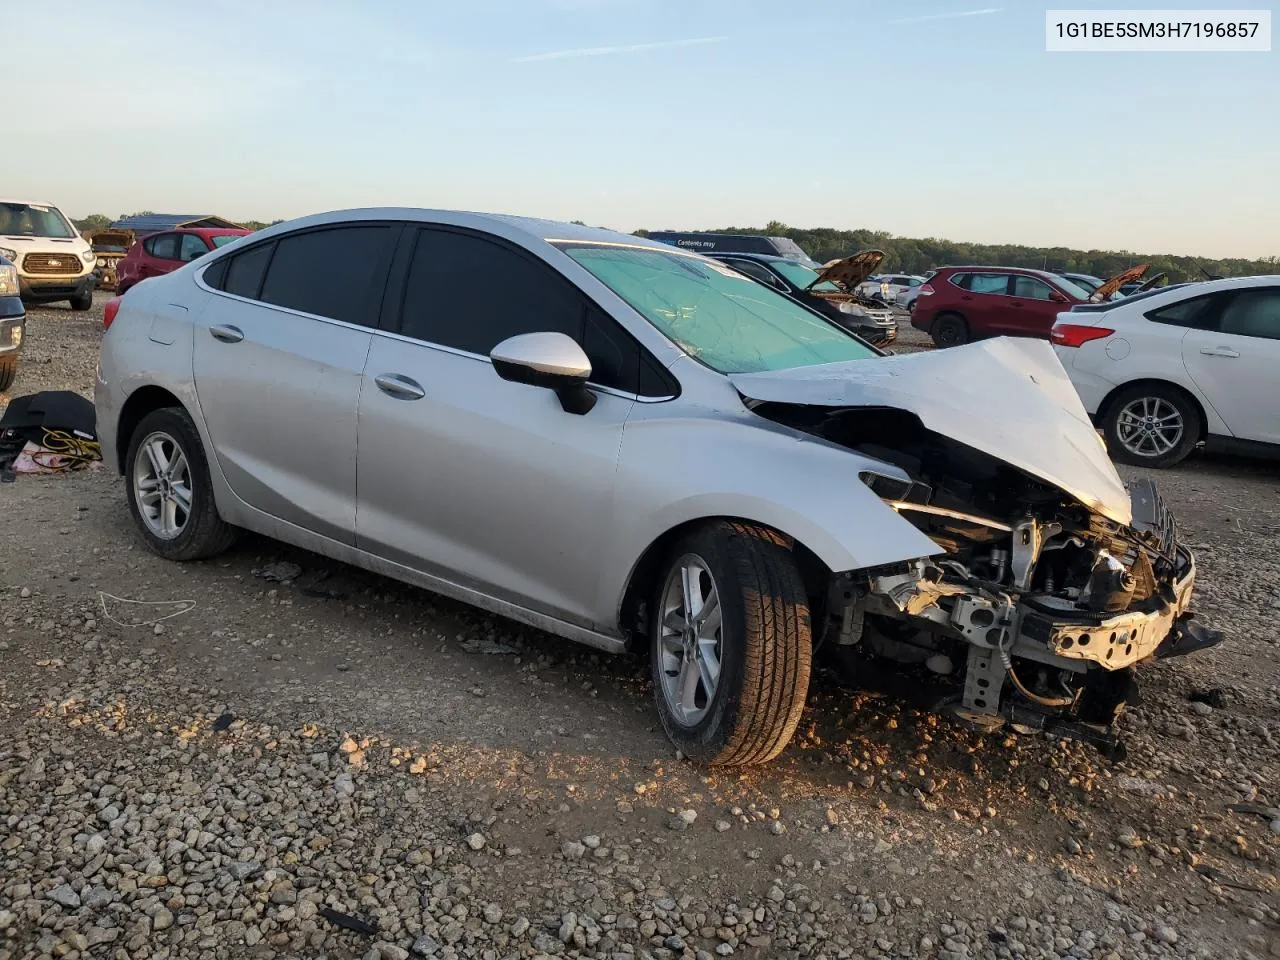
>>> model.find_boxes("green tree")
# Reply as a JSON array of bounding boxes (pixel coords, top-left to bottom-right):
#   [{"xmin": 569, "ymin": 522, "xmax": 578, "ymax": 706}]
[{"xmin": 72, "ymin": 213, "xmax": 112, "ymax": 233}]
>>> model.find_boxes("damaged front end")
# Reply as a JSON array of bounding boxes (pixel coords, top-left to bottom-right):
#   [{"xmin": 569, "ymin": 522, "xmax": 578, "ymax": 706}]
[{"xmin": 738, "ymin": 342, "xmax": 1223, "ymax": 757}]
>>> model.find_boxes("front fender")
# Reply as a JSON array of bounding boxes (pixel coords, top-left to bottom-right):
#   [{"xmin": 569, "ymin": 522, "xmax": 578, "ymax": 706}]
[{"xmin": 597, "ymin": 406, "xmax": 943, "ymax": 623}]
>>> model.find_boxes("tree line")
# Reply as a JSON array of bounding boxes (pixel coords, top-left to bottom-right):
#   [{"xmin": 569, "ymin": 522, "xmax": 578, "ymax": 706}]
[
  {"xmin": 635, "ymin": 221, "xmax": 1278, "ymax": 282},
  {"xmin": 71, "ymin": 212, "xmax": 1275, "ymax": 282}
]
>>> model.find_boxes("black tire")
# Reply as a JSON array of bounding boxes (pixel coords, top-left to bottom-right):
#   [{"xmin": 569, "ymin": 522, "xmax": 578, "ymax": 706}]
[
  {"xmin": 931, "ymin": 313, "xmax": 968, "ymax": 348},
  {"xmin": 1101, "ymin": 383, "xmax": 1200, "ymax": 468},
  {"xmin": 124, "ymin": 407, "xmax": 237, "ymax": 561},
  {"xmin": 650, "ymin": 521, "xmax": 812, "ymax": 766},
  {"xmin": 70, "ymin": 291, "xmax": 94, "ymax": 312},
  {"xmin": 0, "ymin": 356, "xmax": 16, "ymax": 392}
]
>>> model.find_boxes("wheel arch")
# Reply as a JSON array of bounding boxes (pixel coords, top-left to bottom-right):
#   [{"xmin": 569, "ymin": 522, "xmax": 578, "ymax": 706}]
[
  {"xmin": 115, "ymin": 385, "xmax": 187, "ymax": 473},
  {"xmin": 617, "ymin": 515, "xmax": 834, "ymax": 654},
  {"xmin": 1097, "ymin": 378, "xmax": 1208, "ymax": 443}
]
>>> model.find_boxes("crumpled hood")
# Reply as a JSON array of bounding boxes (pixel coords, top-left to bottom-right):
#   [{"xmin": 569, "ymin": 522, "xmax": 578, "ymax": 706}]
[{"xmin": 731, "ymin": 337, "xmax": 1132, "ymax": 525}]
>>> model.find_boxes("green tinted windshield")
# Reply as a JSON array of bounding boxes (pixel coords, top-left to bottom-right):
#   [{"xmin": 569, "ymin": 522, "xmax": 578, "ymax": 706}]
[
  {"xmin": 559, "ymin": 243, "xmax": 876, "ymax": 374},
  {"xmin": 769, "ymin": 258, "xmax": 840, "ymax": 293}
]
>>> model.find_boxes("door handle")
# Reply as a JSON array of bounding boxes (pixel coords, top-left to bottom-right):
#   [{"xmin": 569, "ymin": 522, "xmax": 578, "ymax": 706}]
[
  {"xmin": 374, "ymin": 373, "xmax": 426, "ymax": 401},
  {"xmin": 1199, "ymin": 346, "xmax": 1240, "ymax": 358},
  {"xmin": 209, "ymin": 324, "xmax": 244, "ymax": 343}
]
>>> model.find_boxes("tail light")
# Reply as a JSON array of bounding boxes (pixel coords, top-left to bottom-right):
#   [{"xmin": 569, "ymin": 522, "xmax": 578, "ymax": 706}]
[
  {"xmin": 918, "ymin": 283, "xmax": 934, "ymax": 296},
  {"xmin": 102, "ymin": 296, "xmax": 123, "ymax": 331},
  {"xmin": 1051, "ymin": 323, "xmax": 1114, "ymax": 347}
]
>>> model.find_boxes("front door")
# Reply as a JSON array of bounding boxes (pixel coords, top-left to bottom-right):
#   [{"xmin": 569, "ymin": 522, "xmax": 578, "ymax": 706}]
[
  {"xmin": 356, "ymin": 225, "xmax": 653, "ymax": 628},
  {"xmin": 1005, "ymin": 274, "xmax": 1069, "ymax": 337},
  {"xmin": 192, "ymin": 223, "xmax": 397, "ymax": 543},
  {"xmin": 1181, "ymin": 286, "xmax": 1280, "ymax": 444}
]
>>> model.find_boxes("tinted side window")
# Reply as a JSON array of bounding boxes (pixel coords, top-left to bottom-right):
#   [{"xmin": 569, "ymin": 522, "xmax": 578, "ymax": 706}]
[
  {"xmin": 178, "ymin": 234, "xmax": 208, "ymax": 262},
  {"xmin": 1216, "ymin": 288, "xmax": 1280, "ymax": 340},
  {"xmin": 969, "ymin": 274, "xmax": 1011, "ymax": 295},
  {"xmin": 948, "ymin": 273, "xmax": 970, "ymax": 290},
  {"xmin": 147, "ymin": 233, "xmax": 179, "ymax": 260},
  {"xmin": 202, "ymin": 257, "xmax": 229, "ymax": 289},
  {"xmin": 400, "ymin": 228, "xmax": 668, "ymax": 396},
  {"xmin": 260, "ymin": 226, "xmax": 392, "ymax": 325},
  {"xmin": 1145, "ymin": 294, "xmax": 1214, "ymax": 328},
  {"xmin": 222, "ymin": 242, "xmax": 274, "ymax": 299},
  {"xmin": 402, "ymin": 229, "xmax": 581, "ymax": 352},
  {"xmin": 727, "ymin": 260, "xmax": 783, "ymax": 288},
  {"xmin": 1011, "ymin": 276, "xmax": 1055, "ymax": 300}
]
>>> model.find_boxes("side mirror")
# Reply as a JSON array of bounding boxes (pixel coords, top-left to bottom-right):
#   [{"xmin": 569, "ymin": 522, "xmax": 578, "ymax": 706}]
[
  {"xmin": 1050, "ymin": 291, "xmax": 1068, "ymax": 303},
  {"xmin": 490, "ymin": 332, "xmax": 596, "ymax": 415}
]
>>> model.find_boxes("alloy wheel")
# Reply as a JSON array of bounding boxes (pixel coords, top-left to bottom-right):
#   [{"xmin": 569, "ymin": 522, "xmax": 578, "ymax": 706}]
[
  {"xmin": 133, "ymin": 431, "xmax": 193, "ymax": 539},
  {"xmin": 657, "ymin": 554, "xmax": 724, "ymax": 725},
  {"xmin": 1115, "ymin": 396, "xmax": 1184, "ymax": 458}
]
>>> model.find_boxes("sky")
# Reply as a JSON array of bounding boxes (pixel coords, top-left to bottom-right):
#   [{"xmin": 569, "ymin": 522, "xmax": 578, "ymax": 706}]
[{"xmin": 8, "ymin": 0, "xmax": 1278, "ymax": 259}]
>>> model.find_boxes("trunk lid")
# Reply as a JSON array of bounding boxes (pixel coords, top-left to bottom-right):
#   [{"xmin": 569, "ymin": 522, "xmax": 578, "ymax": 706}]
[{"xmin": 731, "ymin": 336, "xmax": 1132, "ymax": 525}]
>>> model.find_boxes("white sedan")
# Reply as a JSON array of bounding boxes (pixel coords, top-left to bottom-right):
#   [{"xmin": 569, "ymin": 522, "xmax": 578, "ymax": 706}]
[{"xmin": 1051, "ymin": 276, "xmax": 1280, "ymax": 467}]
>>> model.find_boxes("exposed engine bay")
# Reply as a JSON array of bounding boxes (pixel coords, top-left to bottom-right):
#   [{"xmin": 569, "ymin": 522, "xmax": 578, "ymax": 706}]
[{"xmin": 752, "ymin": 401, "xmax": 1224, "ymax": 758}]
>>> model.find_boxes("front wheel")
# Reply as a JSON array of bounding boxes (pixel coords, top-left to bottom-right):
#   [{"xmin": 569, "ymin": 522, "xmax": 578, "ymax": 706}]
[
  {"xmin": 650, "ymin": 521, "xmax": 812, "ymax": 766},
  {"xmin": 0, "ymin": 356, "xmax": 16, "ymax": 392},
  {"xmin": 125, "ymin": 407, "xmax": 238, "ymax": 560},
  {"xmin": 70, "ymin": 290, "xmax": 93, "ymax": 312},
  {"xmin": 1101, "ymin": 384, "xmax": 1199, "ymax": 467}
]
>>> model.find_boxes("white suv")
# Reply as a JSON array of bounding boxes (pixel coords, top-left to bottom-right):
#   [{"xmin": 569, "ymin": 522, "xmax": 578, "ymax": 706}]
[{"xmin": 0, "ymin": 199, "xmax": 98, "ymax": 311}]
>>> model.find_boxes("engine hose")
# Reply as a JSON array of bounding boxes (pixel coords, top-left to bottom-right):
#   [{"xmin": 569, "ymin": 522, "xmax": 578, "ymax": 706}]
[{"xmin": 999, "ymin": 643, "xmax": 1079, "ymax": 709}]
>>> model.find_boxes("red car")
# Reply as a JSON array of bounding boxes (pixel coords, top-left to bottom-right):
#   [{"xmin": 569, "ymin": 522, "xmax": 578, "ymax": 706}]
[
  {"xmin": 911, "ymin": 266, "xmax": 1093, "ymax": 348},
  {"xmin": 115, "ymin": 227, "xmax": 251, "ymax": 295}
]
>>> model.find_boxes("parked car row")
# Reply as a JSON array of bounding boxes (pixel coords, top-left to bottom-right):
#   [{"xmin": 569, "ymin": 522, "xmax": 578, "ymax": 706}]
[{"xmin": 96, "ymin": 207, "xmax": 1223, "ymax": 767}]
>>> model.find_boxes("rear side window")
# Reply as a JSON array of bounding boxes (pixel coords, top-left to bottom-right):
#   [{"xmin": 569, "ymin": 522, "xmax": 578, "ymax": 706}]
[
  {"xmin": 947, "ymin": 272, "xmax": 970, "ymax": 290},
  {"xmin": 1145, "ymin": 294, "xmax": 1214, "ymax": 328},
  {"xmin": 1216, "ymin": 288, "xmax": 1280, "ymax": 340},
  {"xmin": 969, "ymin": 273, "xmax": 1011, "ymax": 295},
  {"xmin": 399, "ymin": 228, "xmax": 672, "ymax": 397},
  {"xmin": 145, "ymin": 233, "xmax": 179, "ymax": 260},
  {"xmin": 221, "ymin": 242, "xmax": 274, "ymax": 299},
  {"xmin": 260, "ymin": 226, "xmax": 393, "ymax": 325}
]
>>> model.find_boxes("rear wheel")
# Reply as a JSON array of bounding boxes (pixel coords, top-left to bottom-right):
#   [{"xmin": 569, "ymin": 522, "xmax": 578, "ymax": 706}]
[
  {"xmin": 931, "ymin": 313, "xmax": 968, "ymax": 348},
  {"xmin": 650, "ymin": 521, "xmax": 812, "ymax": 766},
  {"xmin": 125, "ymin": 407, "xmax": 237, "ymax": 560},
  {"xmin": 1101, "ymin": 383, "xmax": 1200, "ymax": 467},
  {"xmin": 0, "ymin": 356, "xmax": 16, "ymax": 392},
  {"xmin": 70, "ymin": 290, "xmax": 93, "ymax": 311}
]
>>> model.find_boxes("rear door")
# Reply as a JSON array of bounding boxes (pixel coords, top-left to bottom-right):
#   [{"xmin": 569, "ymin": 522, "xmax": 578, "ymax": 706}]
[
  {"xmin": 1006, "ymin": 274, "xmax": 1068, "ymax": 337},
  {"xmin": 141, "ymin": 232, "xmax": 181, "ymax": 280},
  {"xmin": 1180, "ymin": 286, "xmax": 1280, "ymax": 443},
  {"xmin": 959, "ymin": 272, "xmax": 1014, "ymax": 334},
  {"xmin": 355, "ymin": 225, "xmax": 665, "ymax": 627},
  {"xmin": 192, "ymin": 223, "xmax": 398, "ymax": 543}
]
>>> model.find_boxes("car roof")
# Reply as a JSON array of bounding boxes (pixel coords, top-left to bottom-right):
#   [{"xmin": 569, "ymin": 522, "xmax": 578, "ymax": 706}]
[
  {"xmin": 704, "ymin": 251, "xmax": 796, "ymax": 265},
  {"xmin": 938, "ymin": 265, "xmax": 1070, "ymax": 283},
  {"xmin": 0, "ymin": 197, "xmax": 61, "ymax": 207},
  {"xmin": 237, "ymin": 208, "xmax": 679, "ymax": 255},
  {"xmin": 153, "ymin": 227, "xmax": 253, "ymax": 237}
]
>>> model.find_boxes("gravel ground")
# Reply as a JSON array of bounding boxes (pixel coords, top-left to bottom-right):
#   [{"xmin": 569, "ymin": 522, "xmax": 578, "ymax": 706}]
[{"xmin": 1, "ymin": 295, "xmax": 1277, "ymax": 960}]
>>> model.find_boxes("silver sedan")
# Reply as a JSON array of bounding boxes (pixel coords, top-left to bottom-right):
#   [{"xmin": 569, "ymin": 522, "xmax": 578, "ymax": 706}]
[{"xmin": 96, "ymin": 209, "xmax": 1219, "ymax": 765}]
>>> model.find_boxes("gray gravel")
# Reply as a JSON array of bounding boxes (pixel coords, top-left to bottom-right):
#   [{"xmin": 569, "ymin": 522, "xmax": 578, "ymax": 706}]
[{"xmin": 1, "ymin": 295, "xmax": 1277, "ymax": 959}]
